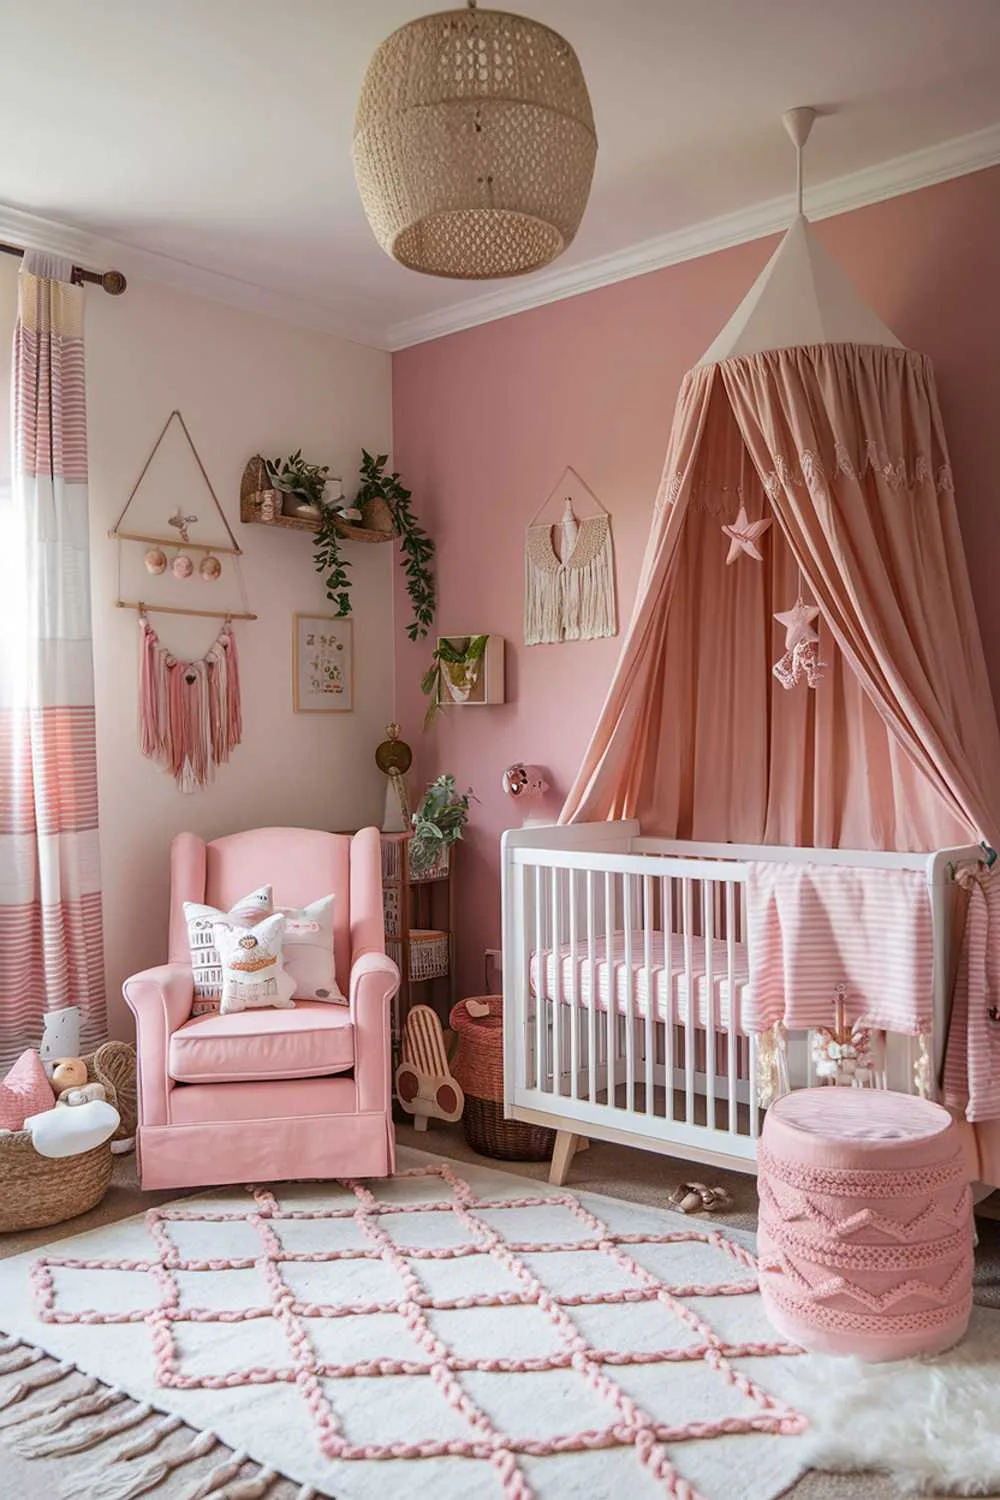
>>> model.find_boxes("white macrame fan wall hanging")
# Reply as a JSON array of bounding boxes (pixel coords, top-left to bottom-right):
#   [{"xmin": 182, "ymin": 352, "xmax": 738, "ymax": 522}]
[{"xmin": 524, "ymin": 466, "xmax": 617, "ymax": 645}]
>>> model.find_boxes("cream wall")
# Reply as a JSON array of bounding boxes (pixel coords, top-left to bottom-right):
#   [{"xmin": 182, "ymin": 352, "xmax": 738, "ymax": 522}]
[{"xmin": 0, "ymin": 260, "xmax": 393, "ymax": 1039}]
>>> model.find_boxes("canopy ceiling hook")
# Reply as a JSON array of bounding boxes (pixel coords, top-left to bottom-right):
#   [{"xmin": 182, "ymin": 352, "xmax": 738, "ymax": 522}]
[{"xmin": 782, "ymin": 106, "xmax": 817, "ymax": 217}]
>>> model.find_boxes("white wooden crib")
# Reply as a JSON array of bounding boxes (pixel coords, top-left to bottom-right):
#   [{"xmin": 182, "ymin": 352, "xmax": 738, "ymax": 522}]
[{"xmin": 501, "ymin": 821, "xmax": 977, "ymax": 1183}]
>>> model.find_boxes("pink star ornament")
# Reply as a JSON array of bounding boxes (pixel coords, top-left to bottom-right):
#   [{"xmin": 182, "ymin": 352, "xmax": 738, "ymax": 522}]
[
  {"xmin": 775, "ymin": 598, "xmax": 820, "ymax": 651},
  {"xmin": 721, "ymin": 505, "xmax": 772, "ymax": 564}
]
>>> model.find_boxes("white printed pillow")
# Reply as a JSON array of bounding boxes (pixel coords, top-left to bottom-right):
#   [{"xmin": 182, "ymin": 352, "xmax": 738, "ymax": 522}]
[
  {"xmin": 183, "ymin": 886, "xmax": 273, "ymax": 1015},
  {"xmin": 213, "ymin": 914, "xmax": 295, "ymax": 1015},
  {"xmin": 277, "ymin": 895, "xmax": 345, "ymax": 1004}
]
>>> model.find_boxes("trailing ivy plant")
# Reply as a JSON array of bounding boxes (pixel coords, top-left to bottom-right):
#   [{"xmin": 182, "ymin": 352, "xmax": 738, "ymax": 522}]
[
  {"xmin": 358, "ymin": 450, "xmax": 436, "ymax": 640},
  {"xmin": 409, "ymin": 773, "xmax": 475, "ymax": 877},
  {"xmin": 267, "ymin": 451, "xmax": 361, "ymax": 620},
  {"xmin": 420, "ymin": 634, "xmax": 488, "ymax": 729}
]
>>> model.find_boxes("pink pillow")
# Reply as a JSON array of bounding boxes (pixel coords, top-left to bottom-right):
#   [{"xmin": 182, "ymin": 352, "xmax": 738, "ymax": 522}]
[{"xmin": 0, "ymin": 1049, "xmax": 56, "ymax": 1132}]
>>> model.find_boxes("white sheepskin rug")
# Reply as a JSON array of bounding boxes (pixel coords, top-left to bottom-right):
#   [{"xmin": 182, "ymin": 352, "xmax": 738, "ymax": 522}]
[{"xmin": 786, "ymin": 1308, "xmax": 1000, "ymax": 1496}]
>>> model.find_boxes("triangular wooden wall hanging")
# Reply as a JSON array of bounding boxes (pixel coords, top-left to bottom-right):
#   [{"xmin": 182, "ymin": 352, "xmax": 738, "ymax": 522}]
[
  {"xmin": 524, "ymin": 465, "xmax": 617, "ymax": 645},
  {"xmin": 110, "ymin": 409, "xmax": 256, "ymax": 622}
]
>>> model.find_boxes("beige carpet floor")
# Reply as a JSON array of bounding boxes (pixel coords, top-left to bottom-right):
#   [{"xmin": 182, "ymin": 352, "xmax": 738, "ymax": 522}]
[{"xmin": 1, "ymin": 1122, "xmax": 998, "ymax": 1500}]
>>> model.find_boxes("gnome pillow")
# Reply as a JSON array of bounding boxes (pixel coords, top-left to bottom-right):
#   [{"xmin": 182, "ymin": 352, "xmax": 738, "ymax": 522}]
[
  {"xmin": 183, "ymin": 886, "xmax": 273, "ymax": 1015},
  {"xmin": 213, "ymin": 913, "xmax": 296, "ymax": 1015}
]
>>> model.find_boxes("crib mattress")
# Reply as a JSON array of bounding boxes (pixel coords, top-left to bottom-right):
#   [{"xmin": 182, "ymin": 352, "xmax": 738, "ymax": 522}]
[{"xmin": 529, "ymin": 930, "xmax": 750, "ymax": 1033}]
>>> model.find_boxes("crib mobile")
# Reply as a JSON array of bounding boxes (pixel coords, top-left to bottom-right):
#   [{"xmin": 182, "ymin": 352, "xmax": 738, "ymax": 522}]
[{"xmin": 810, "ymin": 986, "xmax": 884, "ymax": 1088}]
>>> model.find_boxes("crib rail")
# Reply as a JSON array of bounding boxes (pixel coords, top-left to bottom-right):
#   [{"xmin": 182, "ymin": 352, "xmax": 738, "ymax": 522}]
[
  {"xmin": 501, "ymin": 826, "xmax": 976, "ymax": 1174},
  {"xmin": 504, "ymin": 842, "xmax": 761, "ymax": 1165}
]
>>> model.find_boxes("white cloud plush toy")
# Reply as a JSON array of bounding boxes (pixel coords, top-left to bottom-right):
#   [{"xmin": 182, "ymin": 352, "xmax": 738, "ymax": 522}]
[{"xmin": 213, "ymin": 913, "xmax": 296, "ymax": 1015}]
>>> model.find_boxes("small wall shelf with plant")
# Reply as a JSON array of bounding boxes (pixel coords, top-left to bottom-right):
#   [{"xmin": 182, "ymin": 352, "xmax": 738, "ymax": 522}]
[
  {"xmin": 240, "ymin": 448, "xmax": 436, "ymax": 639},
  {"xmin": 421, "ymin": 634, "xmax": 505, "ymax": 727}
]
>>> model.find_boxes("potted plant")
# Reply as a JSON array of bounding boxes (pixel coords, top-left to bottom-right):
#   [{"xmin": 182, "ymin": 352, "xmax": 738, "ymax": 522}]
[
  {"xmin": 264, "ymin": 451, "xmax": 358, "ymax": 524},
  {"xmin": 421, "ymin": 635, "xmax": 489, "ymax": 728},
  {"xmin": 409, "ymin": 774, "xmax": 475, "ymax": 877}
]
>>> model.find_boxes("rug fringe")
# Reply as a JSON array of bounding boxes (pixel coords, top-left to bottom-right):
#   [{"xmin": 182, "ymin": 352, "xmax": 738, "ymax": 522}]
[
  {"xmin": 18, "ymin": 1399, "xmax": 154, "ymax": 1460},
  {"xmin": 200, "ymin": 1466, "xmax": 277, "ymax": 1500},
  {"xmin": 100, "ymin": 1427, "xmax": 218, "ymax": 1500},
  {"xmin": 0, "ymin": 1376, "xmax": 99, "ymax": 1432},
  {"xmin": 9, "ymin": 1386, "xmax": 125, "ymax": 1452},
  {"xmin": 175, "ymin": 1446, "xmax": 248, "ymax": 1500},
  {"xmin": 0, "ymin": 1358, "xmax": 76, "ymax": 1412},
  {"xmin": 0, "ymin": 1345, "xmax": 41, "ymax": 1377},
  {"xmin": 70, "ymin": 1412, "xmax": 183, "ymax": 1498}
]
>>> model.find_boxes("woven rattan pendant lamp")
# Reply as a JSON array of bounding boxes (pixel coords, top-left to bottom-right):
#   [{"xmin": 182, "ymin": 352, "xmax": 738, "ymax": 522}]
[{"xmin": 353, "ymin": 0, "xmax": 597, "ymax": 280}]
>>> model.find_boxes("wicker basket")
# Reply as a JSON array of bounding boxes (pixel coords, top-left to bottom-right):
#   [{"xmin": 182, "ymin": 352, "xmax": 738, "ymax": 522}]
[
  {"xmin": 450, "ymin": 996, "xmax": 555, "ymax": 1162},
  {"xmin": 409, "ymin": 930, "xmax": 449, "ymax": 983},
  {"xmin": 0, "ymin": 1044, "xmax": 135, "ymax": 1234},
  {"xmin": 0, "ymin": 1135, "xmax": 113, "ymax": 1235}
]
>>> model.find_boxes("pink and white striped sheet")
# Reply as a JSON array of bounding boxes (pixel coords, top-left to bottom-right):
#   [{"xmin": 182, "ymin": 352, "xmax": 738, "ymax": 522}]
[
  {"xmin": 744, "ymin": 861, "xmax": 934, "ymax": 1035},
  {"xmin": 0, "ymin": 255, "xmax": 106, "ymax": 1068},
  {"xmin": 943, "ymin": 866, "xmax": 1000, "ymax": 1123},
  {"xmin": 530, "ymin": 930, "xmax": 751, "ymax": 1032}
]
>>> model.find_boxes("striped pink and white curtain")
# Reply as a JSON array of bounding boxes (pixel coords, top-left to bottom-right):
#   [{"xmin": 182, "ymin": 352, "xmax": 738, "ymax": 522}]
[{"xmin": 0, "ymin": 252, "xmax": 106, "ymax": 1068}]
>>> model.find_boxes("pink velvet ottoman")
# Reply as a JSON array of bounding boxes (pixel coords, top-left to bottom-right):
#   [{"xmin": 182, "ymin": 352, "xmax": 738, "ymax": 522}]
[{"xmin": 757, "ymin": 1088, "xmax": 973, "ymax": 1360}]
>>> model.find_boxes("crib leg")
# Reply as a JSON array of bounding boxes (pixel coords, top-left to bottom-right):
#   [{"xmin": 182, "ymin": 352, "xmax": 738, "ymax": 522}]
[
  {"xmin": 549, "ymin": 1131, "xmax": 587, "ymax": 1185},
  {"xmin": 413, "ymin": 1115, "xmax": 429, "ymax": 1132}
]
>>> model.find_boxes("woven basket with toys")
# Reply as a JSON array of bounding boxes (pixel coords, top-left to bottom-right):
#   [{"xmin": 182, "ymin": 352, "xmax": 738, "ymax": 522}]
[{"xmin": 0, "ymin": 1040, "xmax": 137, "ymax": 1234}]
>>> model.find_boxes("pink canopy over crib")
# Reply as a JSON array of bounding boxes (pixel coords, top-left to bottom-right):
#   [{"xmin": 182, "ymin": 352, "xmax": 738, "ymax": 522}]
[
  {"xmin": 559, "ymin": 210, "xmax": 1000, "ymax": 1182},
  {"xmin": 561, "ymin": 214, "xmax": 1000, "ymax": 853}
]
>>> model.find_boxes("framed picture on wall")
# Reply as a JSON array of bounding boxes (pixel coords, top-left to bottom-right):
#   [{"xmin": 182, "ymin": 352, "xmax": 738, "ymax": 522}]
[{"xmin": 293, "ymin": 614, "xmax": 354, "ymax": 713}]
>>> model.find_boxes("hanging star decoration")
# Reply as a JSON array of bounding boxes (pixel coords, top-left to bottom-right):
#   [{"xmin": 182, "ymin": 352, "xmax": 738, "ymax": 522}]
[
  {"xmin": 721, "ymin": 504, "xmax": 772, "ymax": 565},
  {"xmin": 773, "ymin": 596, "xmax": 827, "ymax": 690}
]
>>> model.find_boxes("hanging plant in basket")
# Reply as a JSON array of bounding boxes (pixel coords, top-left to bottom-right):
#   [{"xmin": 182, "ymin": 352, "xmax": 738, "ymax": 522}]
[
  {"xmin": 265, "ymin": 452, "xmax": 362, "ymax": 619},
  {"xmin": 421, "ymin": 634, "xmax": 488, "ymax": 728},
  {"xmin": 345, "ymin": 450, "xmax": 436, "ymax": 641}
]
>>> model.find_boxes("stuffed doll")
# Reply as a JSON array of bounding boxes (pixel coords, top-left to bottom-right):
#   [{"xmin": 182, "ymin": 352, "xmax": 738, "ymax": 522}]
[{"xmin": 213, "ymin": 913, "xmax": 296, "ymax": 1015}]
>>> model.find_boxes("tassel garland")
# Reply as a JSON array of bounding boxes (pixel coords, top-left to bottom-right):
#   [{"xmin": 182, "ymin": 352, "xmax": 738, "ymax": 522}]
[{"xmin": 138, "ymin": 614, "xmax": 242, "ymax": 791}]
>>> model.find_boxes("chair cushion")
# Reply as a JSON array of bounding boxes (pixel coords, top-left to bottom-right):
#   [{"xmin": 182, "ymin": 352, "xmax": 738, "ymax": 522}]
[{"xmin": 168, "ymin": 1003, "xmax": 354, "ymax": 1084}]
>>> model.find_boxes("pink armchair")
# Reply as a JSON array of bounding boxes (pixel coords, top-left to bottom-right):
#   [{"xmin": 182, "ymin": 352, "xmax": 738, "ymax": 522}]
[{"xmin": 124, "ymin": 826, "xmax": 399, "ymax": 1190}]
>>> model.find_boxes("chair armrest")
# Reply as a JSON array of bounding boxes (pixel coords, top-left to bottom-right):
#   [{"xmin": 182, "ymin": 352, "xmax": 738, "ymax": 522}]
[
  {"xmin": 122, "ymin": 964, "xmax": 194, "ymax": 1127},
  {"xmin": 349, "ymin": 951, "xmax": 399, "ymax": 1112}
]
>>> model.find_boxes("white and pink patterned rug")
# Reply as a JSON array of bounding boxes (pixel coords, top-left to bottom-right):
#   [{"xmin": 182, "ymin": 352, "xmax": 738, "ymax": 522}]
[{"xmin": 0, "ymin": 1148, "xmax": 814, "ymax": 1500}]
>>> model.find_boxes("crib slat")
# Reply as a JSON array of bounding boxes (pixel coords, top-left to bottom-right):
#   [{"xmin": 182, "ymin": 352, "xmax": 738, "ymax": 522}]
[
  {"xmin": 663, "ymin": 875, "xmax": 674, "ymax": 1122},
  {"xmin": 703, "ymin": 879, "xmax": 716, "ymax": 1132},
  {"xmin": 683, "ymin": 878, "xmax": 694, "ymax": 1125},
  {"xmin": 552, "ymin": 865, "xmax": 562, "ymax": 1098},
  {"xmin": 534, "ymin": 864, "xmax": 544, "ymax": 1093},
  {"xmin": 605, "ymin": 870, "xmax": 615, "ymax": 1111},
  {"xmin": 643, "ymin": 874, "xmax": 655, "ymax": 1118},
  {"xmin": 587, "ymin": 871, "xmax": 597, "ymax": 1106},
  {"xmin": 623, "ymin": 875, "xmax": 635, "ymax": 1115},
  {"xmin": 749, "ymin": 1030, "xmax": 760, "ymax": 1139},
  {"xmin": 568, "ymin": 869, "xmax": 579, "ymax": 1100},
  {"xmin": 726, "ymin": 880, "xmax": 737, "ymax": 1135}
]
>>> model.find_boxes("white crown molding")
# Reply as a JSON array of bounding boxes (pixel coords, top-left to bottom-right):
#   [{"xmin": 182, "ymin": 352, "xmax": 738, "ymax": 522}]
[
  {"xmin": 384, "ymin": 122, "xmax": 1000, "ymax": 351},
  {"xmin": 0, "ymin": 201, "xmax": 387, "ymax": 349},
  {"xmin": 1, "ymin": 121, "xmax": 998, "ymax": 353}
]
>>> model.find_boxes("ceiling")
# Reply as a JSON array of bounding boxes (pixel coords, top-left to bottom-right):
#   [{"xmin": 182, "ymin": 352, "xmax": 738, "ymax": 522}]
[{"xmin": 2, "ymin": 0, "xmax": 999, "ymax": 349}]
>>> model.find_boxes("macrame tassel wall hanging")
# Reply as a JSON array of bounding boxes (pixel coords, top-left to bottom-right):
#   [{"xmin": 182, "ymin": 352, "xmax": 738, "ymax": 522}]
[
  {"xmin": 524, "ymin": 466, "xmax": 617, "ymax": 645},
  {"xmin": 138, "ymin": 611, "xmax": 242, "ymax": 791}
]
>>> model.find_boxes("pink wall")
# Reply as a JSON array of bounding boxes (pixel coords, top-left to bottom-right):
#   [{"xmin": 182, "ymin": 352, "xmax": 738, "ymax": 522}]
[{"xmin": 392, "ymin": 166, "xmax": 1000, "ymax": 1000}]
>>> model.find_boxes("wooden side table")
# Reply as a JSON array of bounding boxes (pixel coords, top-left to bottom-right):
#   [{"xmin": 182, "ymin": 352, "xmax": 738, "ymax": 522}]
[{"xmin": 380, "ymin": 833, "xmax": 456, "ymax": 1080}]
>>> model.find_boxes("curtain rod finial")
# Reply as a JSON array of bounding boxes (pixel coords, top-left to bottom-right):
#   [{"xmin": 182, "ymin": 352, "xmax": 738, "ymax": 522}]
[{"xmin": 101, "ymin": 270, "xmax": 127, "ymax": 295}]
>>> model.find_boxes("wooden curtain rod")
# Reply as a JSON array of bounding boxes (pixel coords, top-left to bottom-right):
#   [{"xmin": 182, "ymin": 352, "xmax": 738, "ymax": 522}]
[{"xmin": 0, "ymin": 240, "xmax": 126, "ymax": 295}]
